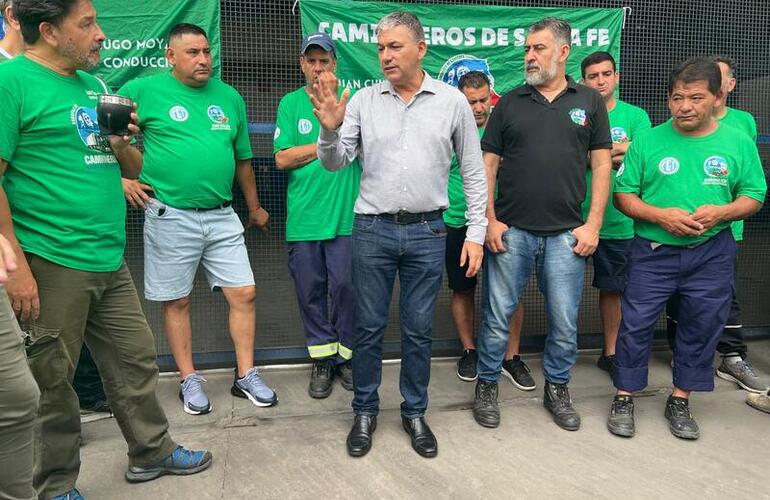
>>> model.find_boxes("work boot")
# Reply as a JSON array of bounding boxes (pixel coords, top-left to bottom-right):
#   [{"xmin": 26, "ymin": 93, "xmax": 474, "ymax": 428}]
[
  {"xmin": 664, "ymin": 395, "xmax": 699, "ymax": 440},
  {"xmin": 473, "ymin": 380, "xmax": 500, "ymax": 428},
  {"xmin": 606, "ymin": 395, "xmax": 635, "ymax": 437},
  {"xmin": 543, "ymin": 381, "xmax": 581, "ymax": 431}
]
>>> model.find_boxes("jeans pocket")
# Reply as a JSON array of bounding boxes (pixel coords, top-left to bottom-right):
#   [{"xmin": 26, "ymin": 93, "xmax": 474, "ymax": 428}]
[
  {"xmin": 424, "ymin": 218, "xmax": 447, "ymax": 237},
  {"xmin": 144, "ymin": 199, "xmax": 167, "ymax": 218},
  {"xmin": 353, "ymin": 215, "xmax": 377, "ymax": 232}
]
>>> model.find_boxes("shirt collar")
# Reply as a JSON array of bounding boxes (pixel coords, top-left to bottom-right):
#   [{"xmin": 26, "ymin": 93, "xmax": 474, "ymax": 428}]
[
  {"xmin": 517, "ymin": 75, "xmax": 578, "ymax": 96},
  {"xmin": 381, "ymin": 71, "xmax": 438, "ymax": 96}
]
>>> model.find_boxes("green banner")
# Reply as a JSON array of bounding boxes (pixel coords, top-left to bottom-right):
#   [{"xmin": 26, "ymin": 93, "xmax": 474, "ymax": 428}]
[
  {"xmin": 300, "ymin": 0, "xmax": 624, "ymax": 100},
  {"xmin": 92, "ymin": 0, "xmax": 221, "ymax": 89}
]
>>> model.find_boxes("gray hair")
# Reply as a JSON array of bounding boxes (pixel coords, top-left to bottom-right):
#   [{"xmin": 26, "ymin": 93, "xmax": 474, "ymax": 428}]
[
  {"xmin": 529, "ymin": 17, "xmax": 571, "ymax": 47},
  {"xmin": 375, "ymin": 11, "xmax": 424, "ymax": 42}
]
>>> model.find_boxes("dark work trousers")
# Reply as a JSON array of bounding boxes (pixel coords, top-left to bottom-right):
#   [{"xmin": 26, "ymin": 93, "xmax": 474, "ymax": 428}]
[
  {"xmin": 614, "ymin": 230, "xmax": 736, "ymax": 392},
  {"xmin": 666, "ymin": 243, "xmax": 746, "ymax": 358},
  {"xmin": 287, "ymin": 237, "xmax": 354, "ymax": 364}
]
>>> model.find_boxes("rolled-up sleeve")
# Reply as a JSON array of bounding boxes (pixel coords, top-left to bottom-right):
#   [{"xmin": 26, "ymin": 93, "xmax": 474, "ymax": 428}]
[
  {"xmin": 452, "ymin": 97, "xmax": 488, "ymax": 244},
  {"xmin": 317, "ymin": 91, "xmax": 362, "ymax": 171}
]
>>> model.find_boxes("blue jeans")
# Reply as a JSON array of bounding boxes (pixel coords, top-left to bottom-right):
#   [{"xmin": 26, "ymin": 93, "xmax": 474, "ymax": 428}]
[
  {"xmin": 351, "ymin": 214, "xmax": 446, "ymax": 418},
  {"xmin": 478, "ymin": 227, "xmax": 585, "ymax": 384}
]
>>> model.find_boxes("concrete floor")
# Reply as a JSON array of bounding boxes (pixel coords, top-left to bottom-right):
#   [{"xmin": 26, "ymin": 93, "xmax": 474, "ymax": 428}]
[{"xmin": 77, "ymin": 342, "xmax": 770, "ymax": 500}]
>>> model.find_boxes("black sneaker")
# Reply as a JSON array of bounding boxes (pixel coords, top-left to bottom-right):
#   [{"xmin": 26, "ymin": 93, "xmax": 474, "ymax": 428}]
[
  {"xmin": 473, "ymin": 380, "xmax": 500, "ymax": 428},
  {"xmin": 664, "ymin": 395, "xmax": 699, "ymax": 440},
  {"xmin": 501, "ymin": 356, "xmax": 536, "ymax": 391},
  {"xmin": 597, "ymin": 353, "xmax": 615, "ymax": 373},
  {"xmin": 543, "ymin": 382, "xmax": 581, "ymax": 431},
  {"xmin": 607, "ymin": 395, "xmax": 635, "ymax": 437},
  {"xmin": 457, "ymin": 349, "xmax": 478, "ymax": 382},
  {"xmin": 308, "ymin": 359, "xmax": 334, "ymax": 399},
  {"xmin": 336, "ymin": 361, "xmax": 353, "ymax": 391}
]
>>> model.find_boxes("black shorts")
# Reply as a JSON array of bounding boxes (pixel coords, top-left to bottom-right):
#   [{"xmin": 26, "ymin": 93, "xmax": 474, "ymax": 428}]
[
  {"xmin": 445, "ymin": 225, "xmax": 477, "ymax": 291},
  {"xmin": 591, "ymin": 238, "xmax": 632, "ymax": 291}
]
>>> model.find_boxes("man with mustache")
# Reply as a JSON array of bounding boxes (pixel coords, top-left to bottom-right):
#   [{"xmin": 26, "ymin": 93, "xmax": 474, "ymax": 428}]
[
  {"xmin": 473, "ymin": 17, "xmax": 613, "ymax": 431},
  {"xmin": 0, "ymin": 2, "xmax": 212, "ymax": 498},
  {"xmin": 116, "ymin": 23, "xmax": 275, "ymax": 416},
  {"xmin": 313, "ymin": 11, "xmax": 487, "ymax": 458},
  {"xmin": 274, "ymin": 33, "xmax": 359, "ymax": 399},
  {"xmin": 607, "ymin": 57, "xmax": 766, "ymax": 440}
]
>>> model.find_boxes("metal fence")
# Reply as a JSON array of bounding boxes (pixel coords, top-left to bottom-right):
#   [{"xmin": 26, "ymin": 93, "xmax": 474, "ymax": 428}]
[{"xmin": 122, "ymin": 0, "xmax": 770, "ymax": 369}]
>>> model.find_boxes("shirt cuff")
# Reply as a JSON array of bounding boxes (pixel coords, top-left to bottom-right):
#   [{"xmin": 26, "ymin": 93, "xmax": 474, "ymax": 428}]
[
  {"xmin": 465, "ymin": 224, "xmax": 486, "ymax": 245},
  {"xmin": 318, "ymin": 126, "xmax": 340, "ymax": 145}
]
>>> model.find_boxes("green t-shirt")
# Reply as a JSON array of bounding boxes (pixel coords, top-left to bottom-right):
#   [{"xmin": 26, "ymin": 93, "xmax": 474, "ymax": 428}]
[
  {"xmin": 582, "ymin": 100, "xmax": 651, "ymax": 239},
  {"xmin": 119, "ymin": 72, "xmax": 253, "ymax": 209},
  {"xmin": 718, "ymin": 107, "xmax": 758, "ymax": 241},
  {"xmin": 273, "ymin": 87, "xmax": 360, "ymax": 241},
  {"xmin": 444, "ymin": 127, "xmax": 484, "ymax": 228},
  {"xmin": 0, "ymin": 50, "xmax": 11, "ymax": 62},
  {"xmin": 616, "ymin": 121, "xmax": 766, "ymax": 247},
  {"xmin": 0, "ymin": 56, "xmax": 125, "ymax": 272}
]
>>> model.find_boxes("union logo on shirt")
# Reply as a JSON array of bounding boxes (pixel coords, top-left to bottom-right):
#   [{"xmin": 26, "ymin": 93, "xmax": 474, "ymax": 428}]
[
  {"xmin": 71, "ymin": 105, "xmax": 111, "ymax": 154},
  {"xmin": 611, "ymin": 127, "xmax": 629, "ymax": 143},
  {"xmin": 569, "ymin": 108, "xmax": 588, "ymax": 127},
  {"xmin": 703, "ymin": 156, "xmax": 729, "ymax": 177},
  {"xmin": 207, "ymin": 105, "xmax": 231, "ymax": 131},
  {"xmin": 658, "ymin": 157, "xmax": 680, "ymax": 175},
  {"xmin": 298, "ymin": 119, "xmax": 313, "ymax": 135}
]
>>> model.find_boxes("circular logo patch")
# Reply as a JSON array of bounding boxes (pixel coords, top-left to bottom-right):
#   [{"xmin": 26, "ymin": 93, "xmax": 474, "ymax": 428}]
[
  {"xmin": 569, "ymin": 108, "xmax": 588, "ymax": 126},
  {"xmin": 703, "ymin": 156, "xmax": 729, "ymax": 177},
  {"xmin": 169, "ymin": 105, "xmax": 189, "ymax": 122},
  {"xmin": 616, "ymin": 163, "xmax": 626, "ymax": 177},
  {"xmin": 611, "ymin": 127, "xmax": 629, "ymax": 143},
  {"xmin": 207, "ymin": 105, "xmax": 228, "ymax": 124},
  {"xmin": 274, "ymin": 127, "xmax": 281, "ymax": 140},
  {"xmin": 658, "ymin": 157, "xmax": 680, "ymax": 175},
  {"xmin": 298, "ymin": 119, "xmax": 313, "ymax": 135}
]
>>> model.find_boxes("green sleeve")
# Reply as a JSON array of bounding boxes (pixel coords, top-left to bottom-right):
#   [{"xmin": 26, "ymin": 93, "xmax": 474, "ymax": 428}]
[
  {"xmin": 233, "ymin": 95, "xmax": 252, "ymax": 160},
  {"xmin": 0, "ymin": 86, "xmax": 20, "ymax": 163},
  {"xmin": 614, "ymin": 135, "xmax": 644, "ymax": 194},
  {"xmin": 633, "ymin": 108, "xmax": 652, "ymax": 137},
  {"xmin": 747, "ymin": 115, "xmax": 758, "ymax": 142},
  {"xmin": 273, "ymin": 95, "xmax": 295, "ymax": 154},
  {"xmin": 734, "ymin": 138, "xmax": 767, "ymax": 203}
]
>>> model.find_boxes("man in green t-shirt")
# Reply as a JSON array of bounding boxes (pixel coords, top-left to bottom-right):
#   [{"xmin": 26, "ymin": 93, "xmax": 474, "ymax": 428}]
[
  {"xmin": 580, "ymin": 51, "xmax": 652, "ymax": 374},
  {"xmin": 274, "ymin": 33, "xmax": 360, "ymax": 399},
  {"xmin": 607, "ymin": 58, "xmax": 766, "ymax": 441},
  {"xmin": 445, "ymin": 71, "xmax": 534, "ymax": 392},
  {"xmin": 666, "ymin": 55, "xmax": 768, "ymax": 394},
  {"xmin": 0, "ymin": 1, "xmax": 212, "ymax": 497},
  {"xmin": 116, "ymin": 23, "xmax": 276, "ymax": 416},
  {"xmin": 2, "ymin": 0, "xmax": 111, "ymax": 423}
]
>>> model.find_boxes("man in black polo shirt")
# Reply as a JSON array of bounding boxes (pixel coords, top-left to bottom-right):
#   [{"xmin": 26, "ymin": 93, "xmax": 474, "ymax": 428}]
[{"xmin": 473, "ymin": 17, "xmax": 612, "ymax": 431}]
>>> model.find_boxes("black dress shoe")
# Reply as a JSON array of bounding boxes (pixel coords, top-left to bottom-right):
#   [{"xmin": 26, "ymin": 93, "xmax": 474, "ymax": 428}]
[
  {"xmin": 401, "ymin": 416, "xmax": 438, "ymax": 458},
  {"xmin": 347, "ymin": 415, "xmax": 376, "ymax": 457}
]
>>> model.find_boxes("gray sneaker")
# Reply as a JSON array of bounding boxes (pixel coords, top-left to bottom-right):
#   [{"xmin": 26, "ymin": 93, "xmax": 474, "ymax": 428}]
[
  {"xmin": 716, "ymin": 355, "xmax": 769, "ymax": 393},
  {"xmin": 746, "ymin": 390, "xmax": 770, "ymax": 414},
  {"xmin": 232, "ymin": 367, "xmax": 278, "ymax": 407},
  {"xmin": 179, "ymin": 373, "xmax": 211, "ymax": 415}
]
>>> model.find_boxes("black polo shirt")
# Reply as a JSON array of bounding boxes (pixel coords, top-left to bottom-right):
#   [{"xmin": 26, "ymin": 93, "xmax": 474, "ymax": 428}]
[{"xmin": 481, "ymin": 76, "xmax": 611, "ymax": 234}]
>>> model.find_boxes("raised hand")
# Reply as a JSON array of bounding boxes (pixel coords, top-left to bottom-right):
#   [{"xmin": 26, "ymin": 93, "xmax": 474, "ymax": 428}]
[{"xmin": 309, "ymin": 70, "xmax": 350, "ymax": 131}]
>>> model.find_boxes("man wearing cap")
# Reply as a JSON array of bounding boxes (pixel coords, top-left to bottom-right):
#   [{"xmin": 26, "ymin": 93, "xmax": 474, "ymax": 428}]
[
  {"xmin": 313, "ymin": 11, "xmax": 487, "ymax": 459},
  {"xmin": 274, "ymin": 33, "xmax": 360, "ymax": 399},
  {"xmin": 116, "ymin": 23, "xmax": 276, "ymax": 416}
]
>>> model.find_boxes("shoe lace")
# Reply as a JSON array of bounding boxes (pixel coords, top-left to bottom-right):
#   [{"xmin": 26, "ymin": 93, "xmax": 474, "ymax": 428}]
[
  {"xmin": 669, "ymin": 399, "xmax": 692, "ymax": 419},
  {"xmin": 243, "ymin": 366, "xmax": 268, "ymax": 388},
  {"xmin": 612, "ymin": 398, "xmax": 633, "ymax": 416},
  {"xmin": 551, "ymin": 384, "xmax": 572, "ymax": 409},
  {"xmin": 182, "ymin": 373, "xmax": 206, "ymax": 395},
  {"xmin": 313, "ymin": 361, "xmax": 332, "ymax": 378},
  {"xmin": 738, "ymin": 359, "xmax": 758, "ymax": 378},
  {"xmin": 479, "ymin": 383, "xmax": 497, "ymax": 404}
]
